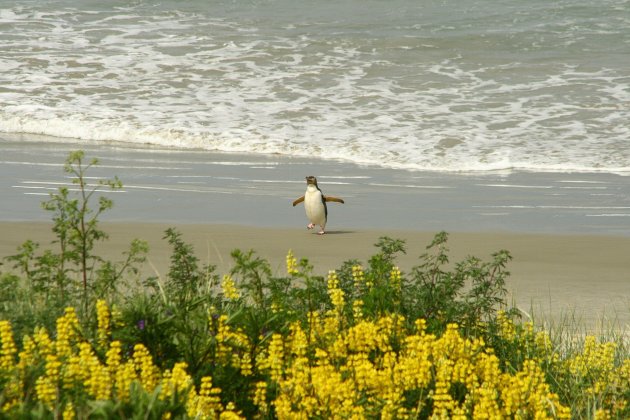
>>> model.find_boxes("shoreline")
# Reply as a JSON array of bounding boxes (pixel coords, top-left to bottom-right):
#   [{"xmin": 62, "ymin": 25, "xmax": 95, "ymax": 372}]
[
  {"xmin": 1, "ymin": 221, "xmax": 628, "ymax": 332},
  {"xmin": 2, "ymin": 136, "xmax": 630, "ymax": 236},
  {"xmin": 1, "ymin": 136, "xmax": 629, "ymax": 332}
]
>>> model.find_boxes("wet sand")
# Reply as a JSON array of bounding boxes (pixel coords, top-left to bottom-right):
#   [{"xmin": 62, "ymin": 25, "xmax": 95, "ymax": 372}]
[
  {"xmin": 2, "ymin": 135, "xmax": 630, "ymax": 235},
  {"xmin": 1, "ymin": 136, "xmax": 629, "ymax": 332}
]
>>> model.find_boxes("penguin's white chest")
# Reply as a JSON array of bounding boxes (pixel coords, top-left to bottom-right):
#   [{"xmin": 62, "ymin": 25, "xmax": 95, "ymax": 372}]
[{"xmin": 304, "ymin": 187, "xmax": 326, "ymax": 225}]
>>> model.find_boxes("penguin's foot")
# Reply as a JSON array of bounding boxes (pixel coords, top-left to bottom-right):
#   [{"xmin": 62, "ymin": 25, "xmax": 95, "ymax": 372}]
[
  {"xmin": 307, "ymin": 223, "xmax": 315, "ymax": 230},
  {"xmin": 318, "ymin": 230, "xmax": 325, "ymax": 235}
]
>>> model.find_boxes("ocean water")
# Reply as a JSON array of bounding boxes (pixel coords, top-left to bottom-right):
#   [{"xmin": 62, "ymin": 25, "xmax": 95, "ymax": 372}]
[{"xmin": 1, "ymin": 0, "xmax": 629, "ymax": 173}]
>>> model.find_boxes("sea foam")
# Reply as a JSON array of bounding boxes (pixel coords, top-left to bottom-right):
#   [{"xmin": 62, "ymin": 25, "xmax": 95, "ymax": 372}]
[{"xmin": 1, "ymin": 1, "xmax": 629, "ymax": 174}]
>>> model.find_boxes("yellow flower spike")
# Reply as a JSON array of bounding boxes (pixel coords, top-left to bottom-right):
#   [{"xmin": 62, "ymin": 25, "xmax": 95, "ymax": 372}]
[
  {"xmin": 192, "ymin": 376, "xmax": 223, "ymax": 417},
  {"xmin": 0, "ymin": 320, "xmax": 17, "ymax": 373},
  {"xmin": 496, "ymin": 310, "xmax": 516, "ymax": 340},
  {"xmin": 106, "ymin": 340, "xmax": 122, "ymax": 376},
  {"xmin": 160, "ymin": 362, "xmax": 192, "ymax": 401},
  {"xmin": 33, "ymin": 327, "xmax": 54, "ymax": 357},
  {"xmin": 308, "ymin": 362, "xmax": 359, "ymax": 418},
  {"xmin": 499, "ymin": 359, "xmax": 569, "ymax": 418},
  {"xmin": 63, "ymin": 352, "xmax": 84, "ymax": 390},
  {"xmin": 253, "ymin": 381, "xmax": 268, "ymax": 414},
  {"xmin": 55, "ymin": 307, "xmax": 79, "ymax": 358},
  {"xmin": 389, "ymin": 266, "xmax": 402, "ymax": 290},
  {"xmin": 78, "ymin": 342, "xmax": 111, "ymax": 400},
  {"xmin": 323, "ymin": 311, "xmax": 342, "ymax": 344},
  {"xmin": 214, "ymin": 315, "xmax": 253, "ymax": 373},
  {"xmin": 352, "ymin": 299, "xmax": 364, "ymax": 320},
  {"xmin": 351, "ymin": 264, "xmax": 364, "ymax": 288},
  {"xmin": 0, "ymin": 322, "xmax": 20, "ymax": 411},
  {"xmin": 220, "ymin": 402, "xmax": 244, "ymax": 419},
  {"xmin": 132, "ymin": 343, "xmax": 159, "ymax": 391},
  {"xmin": 17, "ymin": 334, "xmax": 36, "ymax": 370},
  {"xmin": 265, "ymin": 333, "xmax": 285, "ymax": 382},
  {"xmin": 567, "ymin": 335, "xmax": 619, "ymax": 400},
  {"xmin": 286, "ymin": 249, "xmax": 299, "ymax": 275},
  {"xmin": 115, "ymin": 361, "xmax": 137, "ymax": 401},
  {"xmin": 239, "ymin": 352, "xmax": 253, "ymax": 376},
  {"xmin": 289, "ymin": 322, "xmax": 309, "ymax": 358},
  {"xmin": 221, "ymin": 274, "xmax": 240, "ymax": 301},
  {"xmin": 327, "ymin": 270, "xmax": 345, "ymax": 312},
  {"xmin": 62, "ymin": 401, "xmax": 75, "ymax": 420},
  {"xmin": 96, "ymin": 299, "xmax": 111, "ymax": 349},
  {"xmin": 110, "ymin": 303, "xmax": 125, "ymax": 328},
  {"xmin": 35, "ymin": 353, "xmax": 62, "ymax": 407}
]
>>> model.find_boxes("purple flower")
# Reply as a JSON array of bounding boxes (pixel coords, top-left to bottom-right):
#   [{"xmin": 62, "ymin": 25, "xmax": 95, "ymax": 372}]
[{"xmin": 137, "ymin": 319, "xmax": 146, "ymax": 330}]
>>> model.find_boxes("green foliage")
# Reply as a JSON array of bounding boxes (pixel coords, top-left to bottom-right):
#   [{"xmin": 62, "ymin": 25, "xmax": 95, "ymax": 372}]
[
  {"xmin": 87, "ymin": 383, "xmax": 188, "ymax": 420},
  {"xmin": 407, "ymin": 232, "xmax": 515, "ymax": 334},
  {"xmin": 332, "ymin": 232, "xmax": 514, "ymax": 336},
  {"xmin": 1, "ymin": 151, "xmax": 147, "ymax": 336},
  {"xmin": 0, "ymin": 151, "xmax": 627, "ymax": 419},
  {"xmin": 43, "ymin": 151, "xmax": 122, "ymax": 295},
  {"xmin": 118, "ymin": 228, "xmax": 218, "ymax": 375}
]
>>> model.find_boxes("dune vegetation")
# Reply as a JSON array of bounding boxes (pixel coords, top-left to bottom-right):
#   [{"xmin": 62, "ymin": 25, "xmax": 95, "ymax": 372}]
[{"xmin": 0, "ymin": 152, "xmax": 628, "ymax": 419}]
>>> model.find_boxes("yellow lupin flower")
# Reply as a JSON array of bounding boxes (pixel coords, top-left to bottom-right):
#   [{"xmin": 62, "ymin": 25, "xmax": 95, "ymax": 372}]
[
  {"xmin": 78, "ymin": 342, "xmax": 111, "ymax": 400},
  {"xmin": 219, "ymin": 402, "xmax": 243, "ymax": 419},
  {"xmin": 239, "ymin": 351, "xmax": 253, "ymax": 376},
  {"xmin": 327, "ymin": 270, "xmax": 345, "ymax": 312},
  {"xmin": 323, "ymin": 311, "xmax": 342, "ymax": 341},
  {"xmin": 351, "ymin": 265, "xmax": 365, "ymax": 288},
  {"xmin": 0, "ymin": 288, "xmax": 625, "ymax": 418},
  {"xmin": 0, "ymin": 320, "xmax": 17, "ymax": 373},
  {"xmin": 567, "ymin": 335, "xmax": 618, "ymax": 397},
  {"xmin": 160, "ymin": 362, "xmax": 192, "ymax": 400},
  {"xmin": 190, "ymin": 376, "xmax": 223, "ymax": 417},
  {"xmin": 63, "ymin": 352, "xmax": 84, "ymax": 391},
  {"xmin": 221, "ymin": 274, "xmax": 240, "ymax": 300},
  {"xmin": 35, "ymin": 353, "xmax": 62, "ymax": 407},
  {"xmin": 286, "ymin": 249, "xmax": 299, "ymax": 275},
  {"xmin": 132, "ymin": 343, "xmax": 159, "ymax": 391},
  {"xmin": 0, "ymin": 321, "xmax": 20, "ymax": 411},
  {"xmin": 215, "ymin": 315, "xmax": 252, "ymax": 373},
  {"xmin": 389, "ymin": 266, "xmax": 402, "ymax": 290},
  {"xmin": 33, "ymin": 327, "xmax": 54, "ymax": 357},
  {"xmin": 17, "ymin": 334, "xmax": 36, "ymax": 369},
  {"xmin": 96, "ymin": 299, "xmax": 111, "ymax": 349},
  {"xmin": 115, "ymin": 361, "xmax": 137, "ymax": 401},
  {"xmin": 55, "ymin": 307, "xmax": 79, "ymax": 358},
  {"xmin": 106, "ymin": 340, "xmax": 122, "ymax": 376},
  {"xmin": 352, "ymin": 299, "xmax": 364, "ymax": 320},
  {"xmin": 501, "ymin": 359, "xmax": 565, "ymax": 417},
  {"xmin": 110, "ymin": 303, "xmax": 125, "ymax": 328},
  {"xmin": 62, "ymin": 401, "xmax": 75, "ymax": 420},
  {"xmin": 496, "ymin": 310, "xmax": 516, "ymax": 340},
  {"xmin": 259, "ymin": 333, "xmax": 284, "ymax": 382},
  {"xmin": 253, "ymin": 381, "xmax": 268, "ymax": 414}
]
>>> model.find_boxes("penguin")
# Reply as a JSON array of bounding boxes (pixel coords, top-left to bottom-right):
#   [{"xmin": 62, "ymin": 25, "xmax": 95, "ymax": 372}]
[{"xmin": 292, "ymin": 176, "xmax": 344, "ymax": 235}]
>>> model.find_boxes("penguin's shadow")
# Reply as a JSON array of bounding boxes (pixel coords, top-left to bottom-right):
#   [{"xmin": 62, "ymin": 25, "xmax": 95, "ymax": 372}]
[{"xmin": 314, "ymin": 230, "xmax": 355, "ymax": 235}]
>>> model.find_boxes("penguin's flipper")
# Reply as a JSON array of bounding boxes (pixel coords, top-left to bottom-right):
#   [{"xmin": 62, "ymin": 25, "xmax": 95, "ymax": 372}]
[
  {"xmin": 324, "ymin": 196, "xmax": 345, "ymax": 204},
  {"xmin": 292, "ymin": 196, "xmax": 305, "ymax": 206}
]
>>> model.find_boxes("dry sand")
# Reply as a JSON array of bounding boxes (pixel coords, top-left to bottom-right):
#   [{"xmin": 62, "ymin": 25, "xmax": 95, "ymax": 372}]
[{"xmin": 1, "ymin": 221, "xmax": 628, "ymax": 332}]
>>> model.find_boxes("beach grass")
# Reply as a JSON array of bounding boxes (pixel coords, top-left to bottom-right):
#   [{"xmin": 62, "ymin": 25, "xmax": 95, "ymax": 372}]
[{"xmin": 0, "ymin": 151, "xmax": 628, "ymax": 419}]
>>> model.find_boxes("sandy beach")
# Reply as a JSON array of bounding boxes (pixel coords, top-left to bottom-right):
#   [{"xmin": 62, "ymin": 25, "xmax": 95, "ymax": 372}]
[
  {"xmin": 1, "ymin": 137, "xmax": 629, "ymax": 332},
  {"xmin": 1, "ymin": 221, "xmax": 629, "ymax": 332}
]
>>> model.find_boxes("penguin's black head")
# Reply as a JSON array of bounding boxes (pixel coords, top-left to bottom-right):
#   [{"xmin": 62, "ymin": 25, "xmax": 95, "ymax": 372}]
[{"xmin": 306, "ymin": 176, "xmax": 318, "ymax": 186}]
